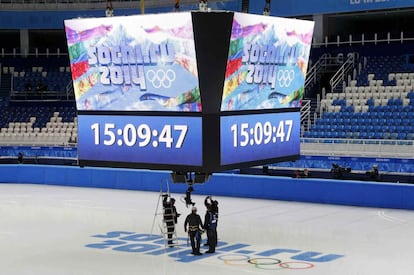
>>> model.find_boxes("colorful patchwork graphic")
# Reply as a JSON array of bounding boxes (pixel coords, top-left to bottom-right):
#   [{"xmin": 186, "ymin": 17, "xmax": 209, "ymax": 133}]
[
  {"xmin": 64, "ymin": 13, "xmax": 201, "ymax": 112},
  {"xmin": 221, "ymin": 13, "xmax": 314, "ymax": 111}
]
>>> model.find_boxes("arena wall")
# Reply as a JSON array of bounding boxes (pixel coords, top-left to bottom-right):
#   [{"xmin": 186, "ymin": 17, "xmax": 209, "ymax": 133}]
[{"xmin": 1, "ymin": 164, "xmax": 414, "ymax": 210}]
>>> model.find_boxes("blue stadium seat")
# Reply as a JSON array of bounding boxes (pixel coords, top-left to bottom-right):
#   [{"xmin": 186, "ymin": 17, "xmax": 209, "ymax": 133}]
[
  {"xmin": 341, "ymin": 112, "xmax": 350, "ymax": 119},
  {"xmin": 337, "ymin": 131, "xmax": 346, "ymax": 139},
  {"xmin": 389, "ymin": 125, "xmax": 397, "ymax": 132},
  {"xmin": 398, "ymin": 133, "xmax": 407, "ymax": 140},
  {"xmin": 352, "ymin": 132, "xmax": 360, "ymax": 138},
  {"xmin": 366, "ymin": 98, "xmax": 374, "ymax": 106},
  {"xmin": 390, "ymin": 133, "xmax": 398, "ymax": 139},
  {"xmin": 383, "ymin": 132, "xmax": 391, "ymax": 139},
  {"xmin": 407, "ymin": 133, "xmax": 414, "ymax": 140},
  {"xmin": 345, "ymin": 106, "xmax": 354, "ymax": 113},
  {"xmin": 303, "ymin": 131, "xmax": 312, "ymax": 138},
  {"xmin": 373, "ymin": 132, "xmax": 383, "ymax": 139},
  {"xmin": 405, "ymin": 125, "xmax": 414, "ymax": 133}
]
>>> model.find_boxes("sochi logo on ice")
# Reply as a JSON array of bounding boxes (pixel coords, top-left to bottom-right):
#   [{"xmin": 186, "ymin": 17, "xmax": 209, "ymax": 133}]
[{"xmin": 85, "ymin": 231, "xmax": 344, "ymax": 268}]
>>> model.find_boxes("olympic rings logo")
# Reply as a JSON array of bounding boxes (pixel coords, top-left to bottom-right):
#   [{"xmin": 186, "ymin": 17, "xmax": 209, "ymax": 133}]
[
  {"xmin": 217, "ymin": 254, "xmax": 314, "ymax": 270},
  {"xmin": 146, "ymin": 69, "xmax": 176, "ymax": 89},
  {"xmin": 277, "ymin": 69, "xmax": 295, "ymax": 88}
]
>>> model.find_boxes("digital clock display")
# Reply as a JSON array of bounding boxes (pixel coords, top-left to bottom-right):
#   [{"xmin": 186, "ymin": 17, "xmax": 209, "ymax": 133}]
[
  {"xmin": 78, "ymin": 114, "xmax": 202, "ymax": 166},
  {"xmin": 220, "ymin": 112, "xmax": 300, "ymax": 165},
  {"xmin": 65, "ymin": 12, "xmax": 309, "ymax": 172}
]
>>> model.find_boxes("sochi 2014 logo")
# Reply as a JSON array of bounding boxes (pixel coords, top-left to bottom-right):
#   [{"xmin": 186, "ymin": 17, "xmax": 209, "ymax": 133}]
[{"xmin": 85, "ymin": 231, "xmax": 344, "ymax": 269}]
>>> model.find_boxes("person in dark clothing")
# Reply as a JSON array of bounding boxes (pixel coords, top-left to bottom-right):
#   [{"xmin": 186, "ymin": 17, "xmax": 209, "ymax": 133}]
[
  {"xmin": 205, "ymin": 196, "xmax": 219, "ymax": 214},
  {"xmin": 105, "ymin": 0, "xmax": 114, "ymax": 17},
  {"xmin": 174, "ymin": 0, "xmax": 180, "ymax": 11},
  {"xmin": 163, "ymin": 195, "xmax": 179, "ymax": 246},
  {"xmin": 184, "ymin": 206, "xmax": 203, "ymax": 255},
  {"xmin": 199, "ymin": 0, "xmax": 208, "ymax": 11},
  {"xmin": 204, "ymin": 196, "xmax": 218, "ymax": 247},
  {"xmin": 203, "ymin": 204, "xmax": 218, "ymax": 253},
  {"xmin": 17, "ymin": 152, "xmax": 24, "ymax": 164},
  {"xmin": 331, "ymin": 163, "xmax": 351, "ymax": 179},
  {"xmin": 366, "ymin": 165, "xmax": 381, "ymax": 181}
]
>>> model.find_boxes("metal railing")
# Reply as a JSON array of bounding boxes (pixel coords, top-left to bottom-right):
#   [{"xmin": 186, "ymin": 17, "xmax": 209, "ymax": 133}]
[
  {"xmin": 306, "ymin": 53, "xmax": 346, "ymax": 87},
  {"xmin": 329, "ymin": 53, "xmax": 356, "ymax": 92},
  {"xmin": 1, "ymin": 48, "xmax": 67, "ymax": 58},
  {"xmin": 313, "ymin": 31, "xmax": 414, "ymax": 48},
  {"xmin": 305, "ymin": 53, "xmax": 328, "ymax": 89},
  {"xmin": 300, "ymin": 99, "xmax": 311, "ymax": 131},
  {"xmin": 0, "ymin": 47, "xmax": 72, "ymax": 100},
  {"xmin": 301, "ymin": 137, "xmax": 414, "ymax": 158}
]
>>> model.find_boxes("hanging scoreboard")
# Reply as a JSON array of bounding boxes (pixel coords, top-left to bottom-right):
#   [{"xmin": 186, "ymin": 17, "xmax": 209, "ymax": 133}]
[{"xmin": 64, "ymin": 11, "xmax": 314, "ymax": 172}]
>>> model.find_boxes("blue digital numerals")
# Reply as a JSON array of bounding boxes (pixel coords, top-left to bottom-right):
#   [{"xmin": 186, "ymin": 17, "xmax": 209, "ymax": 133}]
[
  {"xmin": 220, "ymin": 112, "xmax": 300, "ymax": 165},
  {"xmin": 78, "ymin": 115, "xmax": 202, "ymax": 166}
]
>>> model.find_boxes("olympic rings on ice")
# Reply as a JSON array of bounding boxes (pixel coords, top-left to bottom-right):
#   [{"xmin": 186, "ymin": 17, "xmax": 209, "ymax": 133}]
[
  {"xmin": 279, "ymin": 261, "xmax": 315, "ymax": 269},
  {"xmin": 248, "ymin": 258, "xmax": 282, "ymax": 265},
  {"xmin": 218, "ymin": 254, "xmax": 315, "ymax": 270},
  {"xmin": 146, "ymin": 69, "xmax": 176, "ymax": 89},
  {"xmin": 217, "ymin": 254, "xmax": 250, "ymax": 266}
]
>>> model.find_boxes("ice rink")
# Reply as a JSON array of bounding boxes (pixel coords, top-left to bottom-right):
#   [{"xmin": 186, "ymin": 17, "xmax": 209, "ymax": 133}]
[{"xmin": 1, "ymin": 183, "xmax": 414, "ymax": 275}]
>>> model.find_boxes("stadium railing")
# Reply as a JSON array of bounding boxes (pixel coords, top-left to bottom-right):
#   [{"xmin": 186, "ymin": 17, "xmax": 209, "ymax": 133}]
[{"xmin": 301, "ymin": 137, "xmax": 414, "ymax": 159}]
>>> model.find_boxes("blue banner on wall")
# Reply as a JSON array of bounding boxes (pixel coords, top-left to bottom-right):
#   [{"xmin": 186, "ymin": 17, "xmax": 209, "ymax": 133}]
[
  {"xmin": 249, "ymin": 0, "xmax": 414, "ymax": 17},
  {"xmin": 0, "ymin": 146, "xmax": 77, "ymax": 159},
  {"xmin": 273, "ymin": 155, "xmax": 414, "ymax": 174}
]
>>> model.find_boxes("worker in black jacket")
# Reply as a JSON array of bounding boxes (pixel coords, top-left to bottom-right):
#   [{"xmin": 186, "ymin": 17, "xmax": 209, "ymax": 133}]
[
  {"xmin": 204, "ymin": 196, "xmax": 218, "ymax": 247},
  {"xmin": 204, "ymin": 203, "xmax": 218, "ymax": 253},
  {"xmin": 184, "ymin": 206, "xmax": 203, "ymax": 255},
  {"xmin": 163, "ymin": 195, "xmax": 179, "ymax": 246}
]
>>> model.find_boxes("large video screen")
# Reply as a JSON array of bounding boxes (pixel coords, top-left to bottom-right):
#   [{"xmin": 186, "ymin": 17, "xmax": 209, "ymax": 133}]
[
  {"xmin": 220, "ymin": 111, "xmax": 300, "ymax": 166},
  {"xmin": 64, "ymin": 13, "xmax": 201, "ymax": 112},
  {"xmin": 77, "ymin": 114, "xmax": 202, "ymax": 166},
  {"xmin": 221, "ymin": 13, "xmax": 314, "ymax": 111},
  {"xmin": 64, "ymin": 11, "xmax": 312, "ymax": 172}
]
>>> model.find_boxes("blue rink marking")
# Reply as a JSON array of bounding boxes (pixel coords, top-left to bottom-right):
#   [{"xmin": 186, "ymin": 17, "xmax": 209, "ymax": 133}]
[{"xmin": 85, "ymin": 231, "xmax": 344, "ymax": 265}]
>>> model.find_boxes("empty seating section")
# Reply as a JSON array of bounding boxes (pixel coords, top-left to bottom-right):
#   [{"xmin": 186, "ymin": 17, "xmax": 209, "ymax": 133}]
[
  {"xmin": 0, "ymin": 56, "xmax": 77, "ymax": 146},
  {"xmin": 1, "ymin": 54, "xmax": 413, "ymax": 152},
  {"xmin": 12, "ymin": 68, "xmax": 72, "ymax": 93},
  {"xmin": 2, "ymin": 56, "xmax": 72, "ymax": 100},
  {"xmin": 308, "ymin": 54, "xmax": 414, "ymax": 142},
  {"xmin": 0, "ymin": 102, "xmax": 77, "ymax": 146}
]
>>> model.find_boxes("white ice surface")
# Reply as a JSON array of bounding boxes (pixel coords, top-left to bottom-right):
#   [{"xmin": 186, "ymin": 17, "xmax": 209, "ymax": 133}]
[{"xmin": 1, "ymin": 184, "xmax": 414, "ymax": 275}]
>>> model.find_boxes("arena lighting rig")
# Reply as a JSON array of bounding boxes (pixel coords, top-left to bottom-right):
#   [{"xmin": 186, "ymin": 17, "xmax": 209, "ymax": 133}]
[{"xmin": 170, "ymin": 171, "xmax": 211, "ymax": 206}]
